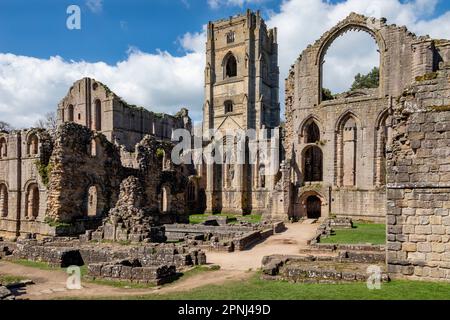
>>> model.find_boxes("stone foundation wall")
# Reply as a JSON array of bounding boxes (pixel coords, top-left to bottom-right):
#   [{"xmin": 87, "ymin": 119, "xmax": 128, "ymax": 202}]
[
  {"xmin": 88, "ymin": 260, "xmax": 177, "ymax": 285},
  {"xmin": 10, "ymin": 240, "xmax": 207, "ymax": 269}
]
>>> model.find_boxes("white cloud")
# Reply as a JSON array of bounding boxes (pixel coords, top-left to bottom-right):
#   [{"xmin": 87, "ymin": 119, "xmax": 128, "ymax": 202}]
[
  {"xmin": 1, "ymin": 0, "xmax": 450, "ymax": 128},
  {"xmin": 86, "ymin": 0, "xmax": 103, "ymax": 13},
  {"xmin": 207, "ymin": 0, "xmax": 265, "ymax": 10},
  {"xmin": 265, "ymin": 0, "xmax": 450, "ymax": 96},
  {"xmin": 0, "ymin": 31, "xmax": 205, "ymax": 128}
]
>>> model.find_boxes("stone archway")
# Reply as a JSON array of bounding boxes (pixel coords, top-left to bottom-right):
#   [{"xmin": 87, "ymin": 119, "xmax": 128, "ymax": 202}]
[
  {"xmin": 295, "ymin": 191, "xmax": 326, "ymax": 220},
  {"xmin": 306, "ymin": 195, "xmax": 322, "ymax": 219}
]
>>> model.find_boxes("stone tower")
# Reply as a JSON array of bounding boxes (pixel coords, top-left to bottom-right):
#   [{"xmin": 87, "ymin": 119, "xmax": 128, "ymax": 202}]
[
  {"xmin": 203, "ymin": 10, "xmax": 280, "ymax": 215},
  {"xmin": 203, "ymin": 9, "xmax": 279, "ymax": 135}
]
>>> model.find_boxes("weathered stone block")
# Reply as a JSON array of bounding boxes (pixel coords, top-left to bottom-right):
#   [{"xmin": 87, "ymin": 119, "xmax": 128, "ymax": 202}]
[
  {"xmin": 415, "ymin": 225, "xmax": 432, "ymax": 235},
  {"xmin": 402, "ymin": 243, "xmax": 417, "ymax": 252}
]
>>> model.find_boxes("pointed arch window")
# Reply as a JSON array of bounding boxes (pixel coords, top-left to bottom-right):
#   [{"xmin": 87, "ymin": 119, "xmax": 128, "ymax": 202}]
[
  {"xmin": 305, "ymin": 121, "xmax": 321, "ymax": 144},
  {"xmin": 0, "ymin": 137, "xmax": 7, "ymax": 158},
  {"xmin": 225, "ymin": 55, "xmax": 237, "ymax": 78}
]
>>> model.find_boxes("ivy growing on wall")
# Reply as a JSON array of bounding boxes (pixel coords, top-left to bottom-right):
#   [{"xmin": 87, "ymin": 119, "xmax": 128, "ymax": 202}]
[{"xmin": 35, "ymin": 160, "xmax": 53, "ymax": 187}]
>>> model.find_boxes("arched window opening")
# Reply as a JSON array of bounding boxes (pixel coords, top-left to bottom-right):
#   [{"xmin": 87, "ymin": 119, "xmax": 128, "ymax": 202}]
[
  {"xmin": 306, "ymin": 196, "xmax": 322, "ymax": 219},
  {"xmin": 0, "ymin": 138, "xmax": 7, "ymax": 158},
  {"xmin": 87, "ymin": 186, "xmax": 98, "ymax": 217},
  {"xmin": 26, "ymin": 183, "xmax": 40, "ymax": 219},
  {"xmin": 0, "ymin": 184, "xmax": 8, "ymax": 218},
  {"xmin": 225, "ymin": 101, "xmax": 233, "ymax": 114},
  {"xmin": 259, "ymin": 165, "xmax": 266, "ymax": 188},
  {"xmin": 225, "ymin": 55, "xmax": 237, "ymax": 78},
  {"xmin": 321, "ymin": 30, "xmax": 380, "ymax": 102},
  {"xmin": 337, "ymin": 116, "xmax": 358, "ymax": 187},
  {"xmin": 222, "ymin": 136, "xmax": 235, "ymax": 189},
  {"xmin": 375, "ymin": 113, "xmax": 392, "ymax": 186},
  {"xmin": 305, "ymin": 121, "xmax": 321, "ymax": 144},
  {"xmin": 187, "ymin": 181, "xmax": 196, "ymax": 203},
  {"xmin": 304, "ymin": 146, "xmax": 323, "ymax": 182},
  {"xmin": 68, "ymin": 104, "xmax": 74, "ymax": 122},
  {"xmin": 161, "ymin": 186, "xmax": 171, "ymax": 213},
  {"xmin": 95, "ymin": 99, "xmax": 102, "ymax": 131},
  {"xmin": 27, "ymin": 134, "xmax": 39, "ymax": 156},
  {"xmin": 90, "ymin": 139, "xmax": 97, "ymax": 157},
  {"xmin": 226, "ymin": 31, "xmax": 235, "ymax": 44}
]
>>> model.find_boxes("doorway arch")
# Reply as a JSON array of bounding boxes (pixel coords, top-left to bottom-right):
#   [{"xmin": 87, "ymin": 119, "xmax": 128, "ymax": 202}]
[{"xmin": 306, "ymin": 195, "xmax": 322, "ymax": 219}]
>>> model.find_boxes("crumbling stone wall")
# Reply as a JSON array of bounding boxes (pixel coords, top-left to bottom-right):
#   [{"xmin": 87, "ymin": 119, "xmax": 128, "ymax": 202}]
[
  {"xmin": 96, "ymin": 176, "xmax": 166, "ymax": 243},
  {"xmin": 57, "ymin": 78, "xmax": 192, "ymax": 150},
  {"xmin": 386, "ymin": 65, "xmax": 450, "ymax": 281},
  {"xmin": 46, "ymin": 123, "xmax": 123, "ymax": 223}
]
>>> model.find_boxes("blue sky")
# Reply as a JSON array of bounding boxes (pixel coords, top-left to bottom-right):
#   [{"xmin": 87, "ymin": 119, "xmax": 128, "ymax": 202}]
[
  {"xmin": 1, "ymin": 0, "xmax": 450, "ymax": 128},
  {"xmin": 2, "ymin": 0, "xmax": 447, "ymax": 64},
  {"xmin": 0, "ymin": 0, "xmax": 282, "ymax": 64}
]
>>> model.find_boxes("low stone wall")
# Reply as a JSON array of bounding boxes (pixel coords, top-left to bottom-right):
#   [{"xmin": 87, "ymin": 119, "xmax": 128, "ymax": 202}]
[
  {"xmin": 9, "ymin": 240, "xmax": 207, "ymax": 269},
  {"xmin": 12, "ymin": 242, "xmax": 85, "ymax": 267},
  {"xmin": 88, "ymin": 259, "xmax": 177, "ymax": 285},
  {"xmin": 165, "ymin": 221, "xmax": 285, "ymax": 252},
  {"xmin": 261, "ymin": 255, "xmax": 389, "ymax": 284},
  {"xmin": 164, "ymin": 224, "xmax": 256, "ymax": 242}
]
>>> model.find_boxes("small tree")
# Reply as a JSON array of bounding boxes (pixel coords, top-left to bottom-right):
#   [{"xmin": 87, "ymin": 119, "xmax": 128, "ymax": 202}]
[
  {"xmin": 35, "ymin": 112, "xmax": 57, "ymax": 130},
  {"xmin": 322, "ymin": 88, "xmax": 334, "ymax": 101},
  {"xmin": 351, "ymin": 67, "xmax": 380, "ymax": 90},
  {"xmin": 0, "ymin": 121, "xmax": 13, "ymax": 132}
]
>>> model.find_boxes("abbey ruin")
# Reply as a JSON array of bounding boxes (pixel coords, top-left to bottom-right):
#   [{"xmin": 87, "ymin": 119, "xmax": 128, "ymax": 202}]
[{"xmin": 1, "ymin": 10, "xmax": 450, "ymax": 284}]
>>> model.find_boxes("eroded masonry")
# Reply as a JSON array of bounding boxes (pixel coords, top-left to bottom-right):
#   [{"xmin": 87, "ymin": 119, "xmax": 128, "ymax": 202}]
[{"xmin": 1, "ymin": 11, "xmax": 450, "ymax": 282}]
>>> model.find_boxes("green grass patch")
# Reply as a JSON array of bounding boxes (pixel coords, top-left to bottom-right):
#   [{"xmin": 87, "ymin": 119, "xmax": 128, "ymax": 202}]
[
  {"xmin": 320, "ymin": 223, "xmax": 386, "ymax": 245},
  {"xmin": 10, "ymin": 259, "xmax": 61, "ymax": 271},
  {"xmin": 178, "ymin": 265, "xmax": 220, "ymax": 280},
  {"xmin": 85, "ymin": 278, "xmax": 157, "ymax": 289},
  {"xmin": 0, "ymin": 274, "xmax": 27, "ymax": 286},
  {"xmin": 189, "ymin": 214, "xmax": 262, "ymax": 225},
  {"xmin": 88, "ymin": 273, "xmax": 450, "ymax": 300}
]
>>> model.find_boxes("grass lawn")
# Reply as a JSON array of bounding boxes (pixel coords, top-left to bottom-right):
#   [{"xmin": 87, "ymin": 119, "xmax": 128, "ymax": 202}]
[
  {"xmin": 95, "ymin": 273, "xmax": 450, "ymax": 300},
  {"xmin": 320, "ymin": 223, "xmax": 386, "ymax": 245},
  {"xmin": 0, "ymin": 274, "xmax": 27, "ymax": 286},
  {"xmin": 9, "ymin": 259, "xmax": 62, "ymax": 271},
  {"xmin": 189, "ymin": 213, "xmax": 262, "ymax": 225}
]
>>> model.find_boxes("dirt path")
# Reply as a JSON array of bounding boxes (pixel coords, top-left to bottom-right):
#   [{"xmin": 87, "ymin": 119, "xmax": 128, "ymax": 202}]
[
  {"xmin": 0, "ymin": 222, "xmax": 319, "ymax": 300},
  {"xmin": 207, "ymin": 222, "xmax": 319, "ymax": 270}
]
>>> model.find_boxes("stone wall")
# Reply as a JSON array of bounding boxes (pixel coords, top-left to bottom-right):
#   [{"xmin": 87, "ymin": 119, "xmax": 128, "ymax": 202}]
[
  {"xmin": 88, "ymin": 261, "xmax": 177, "ymax": 285},
  {"xmin": 276, "ymin": 13, "xmax": 445, "ymax": 223},
  {"xmin": 10, "ymin": 239, "xmax": 207, "ymax": 269},
  {"xmin": 0, "ymin": 129, "xmax": 53, "ymax": 238},
  {"xmin": 386, "ymin": 65, "xmax": 450, "ymax": 281},
  {"xmin": 46, "ymin": 123, "xmax": 123, "ymax": 223},
  {"xmin": 57, "ymin": 78, "xmax": 192, "ymax": 151}
]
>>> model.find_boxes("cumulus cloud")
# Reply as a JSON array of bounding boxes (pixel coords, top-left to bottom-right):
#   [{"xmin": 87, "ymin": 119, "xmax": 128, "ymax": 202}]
[
  {"xmin": 207, "ymin": 0, "xmax": 265, "ymax": 10},
  {"xmin": 0, "ymin": 31, "xmax": 205, "ymax": 128},
  {"xmin": 265, "ymin": 0, "xmax": 449, "ymax": 95},
  {"xmin": 1, "ymin": 0, "xmax": 450, "ymax": 128}
]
